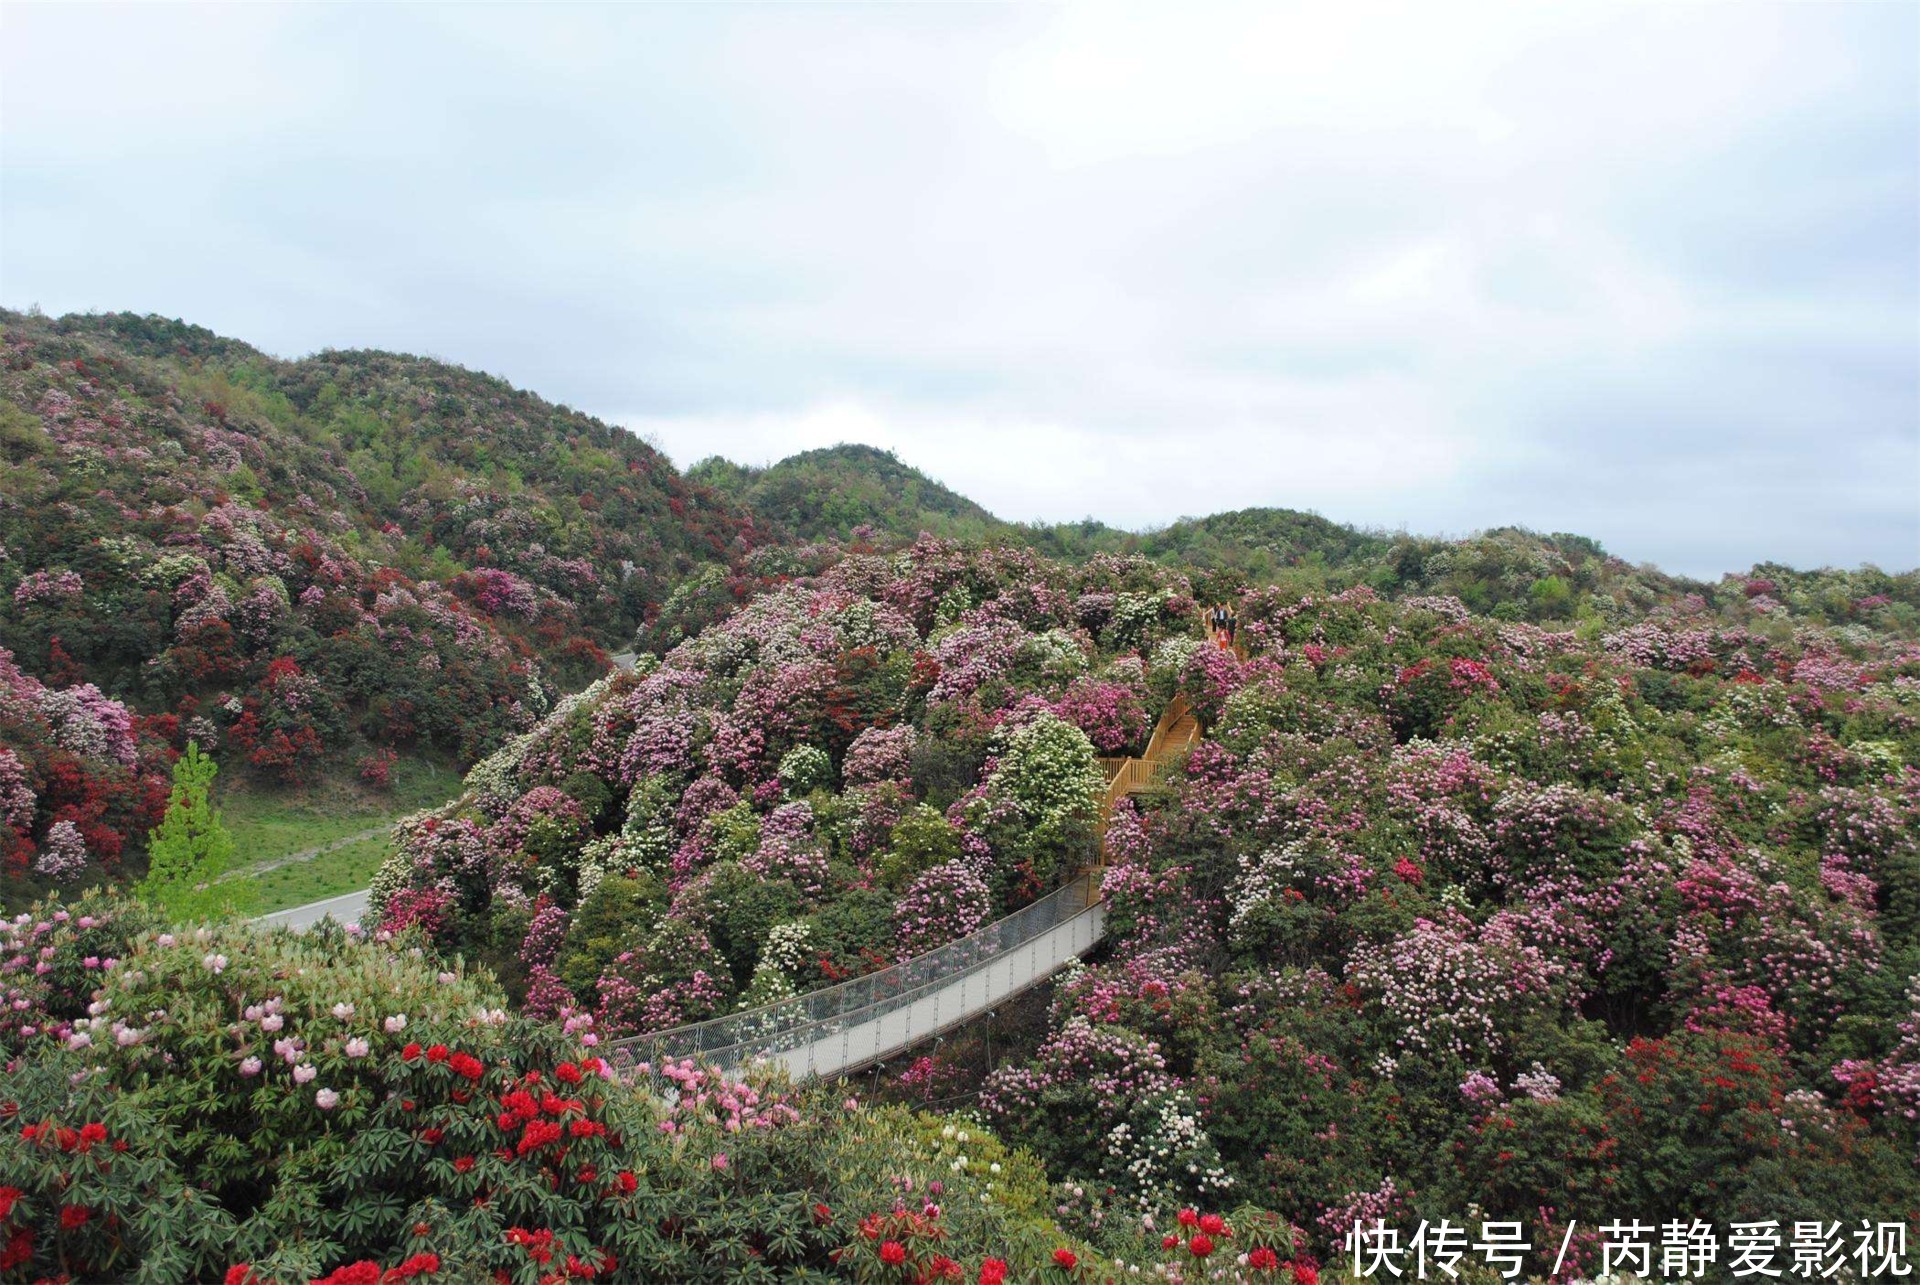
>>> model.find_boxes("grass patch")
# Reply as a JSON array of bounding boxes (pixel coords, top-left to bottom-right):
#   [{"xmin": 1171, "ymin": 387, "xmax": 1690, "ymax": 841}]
[
  {"xmin": 246, "ymin": 835, "xmax": 395, "ymax": 913},
  {"xmin": 220, "ymin": 757, "xmax": 463, "ymax": 912}
]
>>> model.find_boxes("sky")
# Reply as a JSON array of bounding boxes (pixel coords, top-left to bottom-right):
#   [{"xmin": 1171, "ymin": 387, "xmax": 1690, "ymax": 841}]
[{"xmin": 2, "ymin": 3, "xmax": 1915, "ymax": 579}]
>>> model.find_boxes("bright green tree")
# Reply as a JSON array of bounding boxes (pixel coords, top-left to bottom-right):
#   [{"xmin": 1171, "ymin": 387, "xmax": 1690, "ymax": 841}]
[{"xmin": 137, "ymin": 742, "xmax": 252, "ymax": 919}]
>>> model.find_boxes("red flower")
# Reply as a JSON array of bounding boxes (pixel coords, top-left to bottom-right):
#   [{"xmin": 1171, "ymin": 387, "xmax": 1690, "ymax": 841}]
[
  {"xmin": 1198, "ymin": 1213, "xmax": 1227, "ymax": 1236},
  {"xmin": 314, "ymin": 1262, "xmax": 381, "ymax": 1285},
  {"xmin": 17, "ymin": 1124, "xmax": 40, "ymax": 1143},
  {"xmin": 0, "ymin": 1187, "xmax": 19, "ymax": 1218},
  {"xmin": 426, "ymin": 1045, "xmax": 449, "ymax": 1063},
  {"xmin": 1, "ymin": 1228, "xmax": 31, "ymax": 1273},
  {"xmin": 1177, "ymin": 1208, "xmax": 1200, "ymax": 1228},
  {"xmin": 1052, "ymin": 1248, "xmax": 1078, "ymax": 1270},
  {"xmin": 1249, "ymin": 1247, "xmax": 1280, "ymax": 1272},
  {"xmin": 812, "ymin": 1202, "xmax": 832, "ymax": 1225},
  {"xmin": 1292, "ymin": 1263, "xmax": 1320, "ymax": 1285},
  {"xmin": 225, "ymin": 1266, "xmax": 258, "ymax": 1285},
  {"xmin": 929, "ymin": 1255, "xmax": 962, "ymax": 1280},
  {"xmin": 880, "ymin": 1241, "xmax": 908, "ymax": 1267},
  {"xmin": 454, "ymin": 1156, "xmax": 476, "ymax": 1173},
  {"xmin": 610, "ymin": 1170, "xmax": 634, "ymax": 1193},
  {"xmin": 978, "ymin": 1260, "xmax": 1008, "ymax": 1285},
  {"xmin": 59, "ymin": 1204, "xmax": 90, "ymax": 1230},
  {"xmin": 449, "ymin": 1053, "xmax": 485, "ymax": 1082},
  {"xmin": 420, "ymin": 1128, "xmax": 444, "ymax": 1146},
  {"xmin": 1161, "ymin": 1235, "xmax": 1178, "ymax": 1250},
  {"xmin": 517, "ymin": 1119, "xmax": 563, "ymax": 1155},
  {"xmin": 79, "ymin": 1122, "xmax": 107, "ymax": 1148},
  {"xmin": 554, "ymin": 1063, "xmax": 583, "ymax": 1085},
  {"xmin": 402, "ymin": 1043, "xmax": 422, "ymax": 1062},
  {"xmin": 1189, "ymin": 1234, "xmax": 1215, "ymax": 1258}
]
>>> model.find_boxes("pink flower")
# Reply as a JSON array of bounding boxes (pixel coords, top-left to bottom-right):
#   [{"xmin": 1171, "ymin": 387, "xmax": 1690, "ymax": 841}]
[{"xmin": 316, "ymin": 1088, "xmax": 340, "ymax": 1109}]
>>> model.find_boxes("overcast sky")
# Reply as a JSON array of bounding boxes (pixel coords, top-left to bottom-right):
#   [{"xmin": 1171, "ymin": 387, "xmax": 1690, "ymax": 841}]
[{"xmin": 3, "ymin": 3, "xmax": 1915, "ymax": 579}]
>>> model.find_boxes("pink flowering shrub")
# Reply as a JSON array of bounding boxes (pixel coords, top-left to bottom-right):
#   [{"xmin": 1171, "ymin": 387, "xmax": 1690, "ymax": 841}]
[
  {"xmin": 842, "ymin": 723, "xmax": 917, "ymax": 786},
  {"xmin": 893, "ymin": 859, "xmax": 993, "ymax": 958}
]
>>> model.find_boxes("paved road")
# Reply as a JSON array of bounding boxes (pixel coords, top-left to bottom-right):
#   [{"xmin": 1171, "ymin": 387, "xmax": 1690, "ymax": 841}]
[{"xmin": 253, "ymin": 888, "xmax": 371, "ymax": 932}]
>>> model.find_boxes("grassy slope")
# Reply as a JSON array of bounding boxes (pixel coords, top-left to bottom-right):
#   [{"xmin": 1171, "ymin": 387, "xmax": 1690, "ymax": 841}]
[{"xmin": 220, "ymin": 758, "xmax": 462, "ymax": 911}]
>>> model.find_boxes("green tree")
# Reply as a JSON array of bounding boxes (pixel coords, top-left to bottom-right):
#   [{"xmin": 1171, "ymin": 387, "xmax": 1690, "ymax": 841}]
[{"xmin": 137, "ymin": 742, "xmax": 253, "ymax": 919}]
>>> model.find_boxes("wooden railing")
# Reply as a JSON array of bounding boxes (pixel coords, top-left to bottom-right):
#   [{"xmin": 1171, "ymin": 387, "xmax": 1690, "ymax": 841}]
[{"xmin": 1096, "ymin": 695, "xmax": 1196, "ymax": 862}]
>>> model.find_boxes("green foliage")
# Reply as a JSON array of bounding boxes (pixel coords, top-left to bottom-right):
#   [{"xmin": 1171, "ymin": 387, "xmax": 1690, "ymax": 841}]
[
  {"xmin": 136, "ymin": 743, "xmax": 252, "ymax": 919},
  {"xmin": 555, "ymin": 872, "xmax": 665, "ymax": 999},
  {"xmin": 879, "ymin": 804, "xmax": 962, "ymax": 891}
]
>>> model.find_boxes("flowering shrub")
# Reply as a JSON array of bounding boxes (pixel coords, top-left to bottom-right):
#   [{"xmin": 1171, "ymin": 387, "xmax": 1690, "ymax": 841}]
[
  {"xmin": 0, "ymin": 890, "xmax": 1144, "ymax": 1282},
  {"xmin": 0, "ymin": 649, "xmax": 170, "ymax": 888},
  {"xmin": 377, "ymin": 544, "xmax": 1170, "ymax": 1036},
  {"xmin": 978, "ymin": 585, "xmax": 1920, "ymax": 1258}
]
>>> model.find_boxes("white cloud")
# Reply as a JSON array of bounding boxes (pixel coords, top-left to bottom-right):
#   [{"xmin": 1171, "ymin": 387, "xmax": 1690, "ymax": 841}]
[{"xmin": 1, "ymin": 1, "xmax": 1912, "ymax": 578}]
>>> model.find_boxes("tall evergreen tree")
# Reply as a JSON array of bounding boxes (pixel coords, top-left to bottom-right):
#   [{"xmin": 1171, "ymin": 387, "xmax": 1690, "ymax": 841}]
[{"xmin": 137, "ymin": 742, "xmax": 252, "ymax": 919}]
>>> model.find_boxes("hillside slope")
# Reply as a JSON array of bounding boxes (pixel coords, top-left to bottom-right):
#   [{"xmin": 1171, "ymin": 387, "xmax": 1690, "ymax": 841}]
[{"xmin": 0, "ymin": 310, "xmax": 769, "ymax": 880}]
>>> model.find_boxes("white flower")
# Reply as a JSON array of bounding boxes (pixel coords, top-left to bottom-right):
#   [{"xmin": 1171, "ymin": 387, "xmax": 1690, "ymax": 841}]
[
  {"xmin": 240, "ymin": 1056, "xmax": 262, "ymax": 1076},
  {"xmin": 437, "ymin": 971, "xmax": 455, "ymax": 985},
  {"xmin": 293, "ymin": 1062, "xmax": 317, "ymax": 1084},
  {"xmin": 115, "ymin": 1026, "xmax": 141, "ymax": 1047},
  {"xmin": 66, "ymin": 1031, "xmax": 91, "ymax": 1050},
  {"xmin": 331, "ymin": 1002, "xmax": 355, "ymax": 1020},
  {"xmin": 260, "ymin": 1013, "xmax": 284, "ymax": 1032},
  {"xmin": 384, "ymin": 1014, "xmax": 407, "ymax": 1033},
  {"xmin": 344, "ymin": 1036, "xmax": 371, "ymax": 1058},
  {"xmin": 202, "ymin": 953, "xmax": 228, "ymax": 973},
  {"xmin": 156, "ymin": 933, "xmax": 175, "ymax": 948},
  {"xmin": 315, "ymin": 1087, "xmax": 340, "ymax": 1110}
]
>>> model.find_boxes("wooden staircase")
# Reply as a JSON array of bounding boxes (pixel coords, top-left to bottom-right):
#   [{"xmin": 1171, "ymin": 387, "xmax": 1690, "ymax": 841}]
[{"xmin": 1096, "ymin": 695, "xmax": 1198, "ymax": 862}]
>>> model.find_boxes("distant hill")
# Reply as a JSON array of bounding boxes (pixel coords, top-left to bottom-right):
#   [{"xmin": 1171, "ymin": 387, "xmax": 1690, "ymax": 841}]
[
  {"xmin": 0, "ymin": 309, "xmax": 768, "ymax": 787},
  {"xmin": 689, "ymin": 443, "xmax": 1005, "ymax": 543},
  {"xmin": 686, "ymin": 440, "xmax": 1918, "ymax": 630}
]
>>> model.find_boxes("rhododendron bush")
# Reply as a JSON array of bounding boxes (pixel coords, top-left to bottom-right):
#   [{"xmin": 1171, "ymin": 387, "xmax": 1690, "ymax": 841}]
[
  {"xmin": 0, "ymin": 649, "xmax": 170, "ymax": 894},
  {"xmin": 371, "ymin": 538, "xmax": 1185, "ymax": 1039},
  {"xmin": 980, "ymin": 587, "xmax": 1920, "ymax": 1262},
  {"xmin": 0, "ymin": 890, "xmax": 1138, "ymax": 1283}
]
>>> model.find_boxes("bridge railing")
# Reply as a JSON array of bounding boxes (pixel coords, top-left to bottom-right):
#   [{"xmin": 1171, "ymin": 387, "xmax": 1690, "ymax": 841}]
[{"xmin": 607, "ymin": 871, "xmax": 1103, "ymax": 1079}]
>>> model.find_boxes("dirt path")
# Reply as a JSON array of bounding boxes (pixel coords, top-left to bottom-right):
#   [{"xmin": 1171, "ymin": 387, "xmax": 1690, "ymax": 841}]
[{"xmin": 223, "ymin": 823, "xmax": 394, "ymax": 881}]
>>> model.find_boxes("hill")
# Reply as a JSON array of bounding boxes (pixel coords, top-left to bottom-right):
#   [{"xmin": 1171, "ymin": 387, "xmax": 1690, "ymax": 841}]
[
  {"xmin": 4, "ymin": 309, "xmax": 1914, "ymax": 897},
  {"xmin": 0, "ymin": 309, "xmax": 770, "ymax": 887},
  {"xmin": 689, "ymin": 442, "xmax": 1005, "ymax": 543},
  {"xmin": 690, "ymin": 441, "xmax": 1920, "ymax": 631}
]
